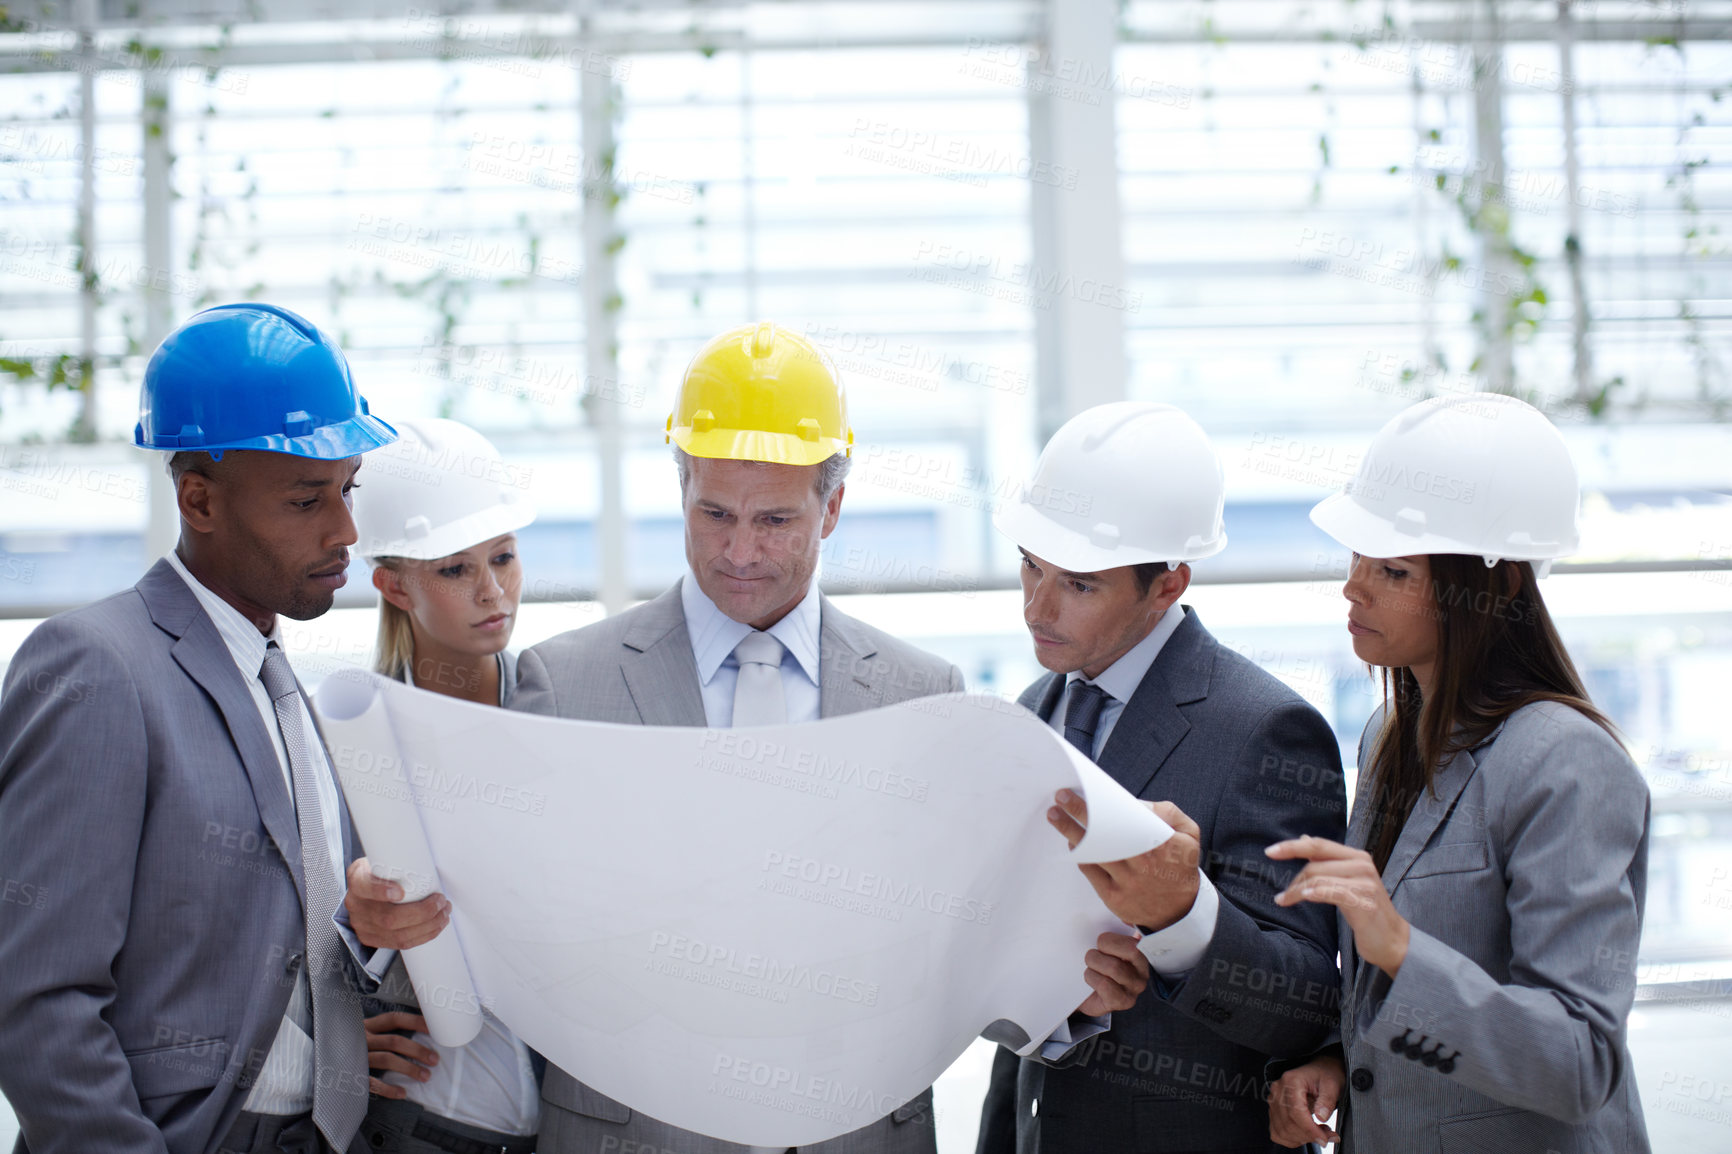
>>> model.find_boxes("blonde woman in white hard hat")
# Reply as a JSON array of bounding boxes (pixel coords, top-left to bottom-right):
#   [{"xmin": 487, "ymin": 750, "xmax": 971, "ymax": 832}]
[
  {"xmin": 1264, "ymin": 396, "xmax": 1650, "ymax": 1153},
  {"xmin": 346, "ymin": 417, "xmax": 541, "ymax": 1154}
]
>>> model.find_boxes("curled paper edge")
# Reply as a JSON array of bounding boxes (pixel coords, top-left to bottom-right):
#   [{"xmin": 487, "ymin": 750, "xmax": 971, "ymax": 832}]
[
  {"xmin": 1055, "ymin": 729, "xmax": 1175, "ymax": 864},
  {"xmin": 316, "ymin": 670, "xmax": 484, "ymax": 1048}
]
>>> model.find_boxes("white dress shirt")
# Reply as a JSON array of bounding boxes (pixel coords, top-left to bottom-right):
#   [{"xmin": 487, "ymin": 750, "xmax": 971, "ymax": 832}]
[
  {"xmin": 164, "ymin": 550, "xmax": 346, "ymax": 1115},
  {"xmin": 379, "ymin": 657, "xmax": 541, "ymax": 1136},
  {"xmin": 681, "ymin": 574, "xmax": 823, "ymax": 727},
  {"xmin": 1046, "ymin": 606, "xmax": 1221, "ymax": 977}
]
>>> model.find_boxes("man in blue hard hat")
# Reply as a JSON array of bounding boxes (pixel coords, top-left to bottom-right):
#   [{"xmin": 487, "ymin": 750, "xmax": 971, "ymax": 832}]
[{"xmin": 0, "ymin": 303, "xmax": 398, "ymax": 1154}]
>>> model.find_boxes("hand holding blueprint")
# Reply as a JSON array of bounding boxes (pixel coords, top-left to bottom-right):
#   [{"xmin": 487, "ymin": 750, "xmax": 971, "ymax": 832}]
[{"xmin": 315, "ymin": 671, "xmax": 1172, "ymax": 1145}]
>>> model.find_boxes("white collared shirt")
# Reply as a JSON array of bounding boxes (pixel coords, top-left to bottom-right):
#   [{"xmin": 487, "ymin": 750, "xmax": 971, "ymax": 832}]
[
  {"xmin": 380, "ymin": 657, "xmax": 540, "ymax": 1136},
  {"xmin": 163, "ymin": 550, "xmax": 346, "ymax": 1115},
  {"xmin": 1045, "ymin": 606, "xmax": 1220, "ymax": 977},
  {"xmin": 681, "ymin": 573, "xmax": 823, "ymax": 727}
]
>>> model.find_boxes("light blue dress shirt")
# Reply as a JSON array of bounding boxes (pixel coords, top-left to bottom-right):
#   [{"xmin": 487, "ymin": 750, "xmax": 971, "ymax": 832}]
[{"xmin": 680, "ymin": 573, "xmax": 823, "ymax": 727}]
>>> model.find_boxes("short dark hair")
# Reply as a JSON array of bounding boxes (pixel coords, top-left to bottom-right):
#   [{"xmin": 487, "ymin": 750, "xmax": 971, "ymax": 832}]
[
  {"xmin": 1131, "ymin": 562, "xmax": 1170, "ymax": 597},
  {"xmin": 166, "ymin": 451, "xmax": 220, "ymax": 484}
]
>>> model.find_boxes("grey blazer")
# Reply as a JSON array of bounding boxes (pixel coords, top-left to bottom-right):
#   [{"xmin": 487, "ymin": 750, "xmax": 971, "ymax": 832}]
[
  {"xmin": 1337, "ymin": 701, "xmax": 1651, "ymax": 1154},
  {"xmin": 512, "ymin": 580, "xmax": 965, "ymax": 1154},
  {"xmin": 980, "ymin": 609, "xmax": 1346, "ymax": 1154},
  {"xmin": 0, "ymin": 558, "xmax": 363, "ymax": 1154}
]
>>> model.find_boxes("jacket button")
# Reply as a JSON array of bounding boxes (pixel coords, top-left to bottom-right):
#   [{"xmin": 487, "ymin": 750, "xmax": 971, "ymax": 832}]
[
  {"xmin": 1350, "ymin": 1067, "xmax": 1375, "ymax": 1092},
  {"xmin": 284, "ymin": 950, "xmax": 303, "ymax": 975},
  {"xmin": 1030, "ymin": 1097, "xmax": 1038, "ymax": 1117}
]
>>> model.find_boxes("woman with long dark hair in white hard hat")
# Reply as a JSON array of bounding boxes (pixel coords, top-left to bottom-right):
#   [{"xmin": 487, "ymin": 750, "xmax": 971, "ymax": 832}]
[
  {"xmin": 1264, "ymin": 395, "xmax": 1651, "ymax": 1153},
  {"xmin": 348, "ymin": 417, "xmax": 540, "ymax": 1154}
]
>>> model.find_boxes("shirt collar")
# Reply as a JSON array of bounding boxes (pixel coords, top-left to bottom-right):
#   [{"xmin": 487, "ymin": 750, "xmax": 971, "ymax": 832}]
[
  {"xmin": 1065, "ymin": 604, "xmax": 1187, "ymax": 705},
  {"xmin": 164, "ymin": 550, "xmax": 280, "ymax": 680},
  {"xmin": 680, "ymin": 571, "xmax": 822, "ymax": 688}
]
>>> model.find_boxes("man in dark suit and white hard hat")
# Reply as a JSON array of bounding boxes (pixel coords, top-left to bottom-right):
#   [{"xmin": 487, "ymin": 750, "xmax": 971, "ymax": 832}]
[{"xmin": 978, "ymin": 402, "xmax": 1346, "ymax": 1154}]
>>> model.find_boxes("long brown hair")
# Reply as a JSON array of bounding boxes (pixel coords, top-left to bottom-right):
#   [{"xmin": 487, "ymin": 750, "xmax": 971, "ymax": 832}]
[{"xmin": 1362, "ymin": 554, "xmax": 1617, "ymax": 871}]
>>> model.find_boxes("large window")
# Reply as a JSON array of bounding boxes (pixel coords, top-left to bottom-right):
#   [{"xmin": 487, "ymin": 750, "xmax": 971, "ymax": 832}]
[{"xmin": 1, "ymin": 13, "xmax": 1729, "ymax": 1147}]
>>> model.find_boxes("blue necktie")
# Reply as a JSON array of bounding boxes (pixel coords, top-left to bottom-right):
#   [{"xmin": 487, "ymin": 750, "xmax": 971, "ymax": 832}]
[{"xmin": 1062, "ymin": 681, "xmax": 1112, "ymax": 759}]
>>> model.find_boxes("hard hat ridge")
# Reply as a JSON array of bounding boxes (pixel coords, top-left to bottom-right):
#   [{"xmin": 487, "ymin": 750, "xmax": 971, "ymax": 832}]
[
  {"xmin": 667, "ymin": 323, "xmax": 852, "ymax": 467},
  {"xmin": 135, "ymin": 302, "xmax": 396, "ymax": 460},
  {"xmin": 994, "ymin": 401, "xmax": 1228, "ymax": 573},
  {"xmin": 353, "ymin": 417, "xmax": 537, "ymax": 561},
  {"xmin": 1309, "ymin": 393, "xmax": 1580, "ymax": 572}
]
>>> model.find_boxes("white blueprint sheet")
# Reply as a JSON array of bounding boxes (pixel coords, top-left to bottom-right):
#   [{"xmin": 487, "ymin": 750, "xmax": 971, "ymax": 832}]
[{"xmin": 315, "ymin": 671, "xmax": 1171, "ymax": 1146}]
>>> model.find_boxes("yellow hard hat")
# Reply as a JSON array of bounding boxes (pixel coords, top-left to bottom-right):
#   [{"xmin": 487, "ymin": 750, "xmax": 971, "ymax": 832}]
[{"xmin": 666, "ymin": 322, "xmax": 852, "ymax": 466}]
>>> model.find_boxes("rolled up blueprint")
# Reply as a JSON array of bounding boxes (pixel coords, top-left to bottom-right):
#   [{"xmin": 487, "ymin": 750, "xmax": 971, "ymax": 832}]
[
  {"xmin": 314, "ymin": 670, "xmax": 1172, "ymax": 1145},
  {"xmin": 318, "ymin": 670, "xmax": 483, "ymax": 1047}
]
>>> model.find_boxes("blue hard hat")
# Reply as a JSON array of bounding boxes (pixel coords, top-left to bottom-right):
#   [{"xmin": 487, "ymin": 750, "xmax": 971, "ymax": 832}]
[{"xmin": 135, "ymin": 302, "xmax": 397, "ymax": 460}]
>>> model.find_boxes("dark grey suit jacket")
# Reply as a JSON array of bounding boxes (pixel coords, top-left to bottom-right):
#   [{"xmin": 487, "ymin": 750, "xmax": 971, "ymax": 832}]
[
  {"xmin": 0, "ymin": 558, "xmax": 363, "ymax": 1154},
  {"xmin": 978, "ymin": 609, "xmax": 1345, "ymax": 1154},
  {"xmin": 511, "ymin": 580, "xmax": 965, "ymax": 1154}
]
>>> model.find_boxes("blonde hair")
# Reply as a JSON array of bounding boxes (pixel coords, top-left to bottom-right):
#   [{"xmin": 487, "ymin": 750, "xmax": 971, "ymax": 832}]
[{"xmin": 370, "ymin": 557, "xmax": 417, "ymax": 681}]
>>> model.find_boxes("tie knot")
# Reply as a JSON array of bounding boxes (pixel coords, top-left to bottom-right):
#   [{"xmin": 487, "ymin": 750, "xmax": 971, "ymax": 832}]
[
  {"xmin": 259, "ymin": 641, "xmax": 300, "ymax": 704},
  {"xmin": 1063, "ymin": 681, "xmax": 1111, "ymax": 734},
  {"xmin": 733, "ymin": 631, "xmax": 784, "ymax": 670}
]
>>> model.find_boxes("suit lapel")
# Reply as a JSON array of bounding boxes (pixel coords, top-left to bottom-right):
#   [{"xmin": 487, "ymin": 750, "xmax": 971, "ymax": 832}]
[
  {"xmin": 619, "ymin": 584, "xmax": 707, "ymax": 727},
  {"xmin": 1345, "ymin": 785, "xmax": 1378, "ymax": 852},
  {"xmin": 1341, "ymin": 720, "xmax": 1386, "ymax": 988},
  {"xmin": 1379, "ymin": 745, "xmax": 1481, "ymax": 892},
  {"xmin": 1094, "ymin": 609, "xmax": 1212, "ymax": 799},
  {"xmin": 1344, "ymin": 707, "xmax": 1389, "ymax": 854},
  {"xmin": 817, "ymin": 597, "xmax": 880, "ymax": 719},
  {"xmin": 1022, "ymin": 673, "xmax": 1064, "ymax": 721},
  {"xmin": 140, "ymin": 561, "xmax": 307, "ymax": 906},
  {"xmin": 1345, "ymin": 744, "xmax": 1479, "ymax": 1016}
]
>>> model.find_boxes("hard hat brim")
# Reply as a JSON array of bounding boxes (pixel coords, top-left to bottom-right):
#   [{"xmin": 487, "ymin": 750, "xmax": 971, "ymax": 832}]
[
  {"xmin": 362, "ymin": 498, "xmax": 538, "ymax": 561},
  {"xmin": 1308, "ymin": 491, "xmax": 1574, "ymax": 563},
  {"xmin": 136, "ymin": 413, "xmax": 399, "ymax": 460},
  {"xmin": 672, "ymin": 427, "xmax": 848, "ymax": 468},
  {"xmin": 993, "ymin": 496, "xmax": 1225, "ymax": 574}
]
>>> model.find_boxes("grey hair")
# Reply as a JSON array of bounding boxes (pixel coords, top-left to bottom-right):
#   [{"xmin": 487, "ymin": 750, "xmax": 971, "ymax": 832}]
[{"xmin": 673, "ymin": 445, "xmax": 851, "ymax": 502}]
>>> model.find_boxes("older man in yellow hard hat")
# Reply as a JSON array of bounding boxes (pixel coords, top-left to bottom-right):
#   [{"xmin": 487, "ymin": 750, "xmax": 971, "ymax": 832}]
[{"xmin": 343, "ymin": 323, "xmax": 1152, "ymax": 1154}]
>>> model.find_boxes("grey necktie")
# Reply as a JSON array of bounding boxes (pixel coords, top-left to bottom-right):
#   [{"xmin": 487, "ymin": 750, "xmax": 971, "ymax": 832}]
[
  {"xmin": 731, "ymin": 631, "xmax": 787, "ymax": 727},
  {"xmin": 259, "ymin": 641, "xmax": 367, "ymax": 1149}
]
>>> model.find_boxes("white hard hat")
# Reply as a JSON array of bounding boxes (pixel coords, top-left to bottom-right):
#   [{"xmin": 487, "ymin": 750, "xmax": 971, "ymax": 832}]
[
  {"xmin": 1309, "ymin": 394, "xmax": 1579, "ymax": 569},
  {"xmin": 354, "ymin": 417, "xmax": 536, "ymax": 560},
  {"xmin": 994, "ymin": 402, "xmax": 1227, "ymax": 572}
]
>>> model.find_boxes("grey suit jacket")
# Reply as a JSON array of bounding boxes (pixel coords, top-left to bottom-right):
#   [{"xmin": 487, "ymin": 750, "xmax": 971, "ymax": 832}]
[
  {"xmin": 512, "ymin": 580, "xmax": 965, "ymax": 1154},
  {"xmin": 1337, "ymin": 701, "xmax": 1651, "ymax": 1154},
  {"xmin": 982, "ymin": 609, "xmax": 1346, "ymax": 1154},
  {"xmin": 0, "ymin": 558, "xmax": 363, "ymax": 1154}
]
